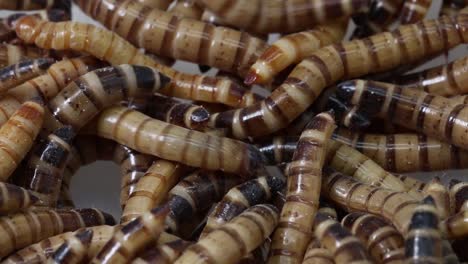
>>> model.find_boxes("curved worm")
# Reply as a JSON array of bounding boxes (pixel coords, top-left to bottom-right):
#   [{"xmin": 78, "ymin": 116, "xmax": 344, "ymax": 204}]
[
  {"xmin": 0, "ymin": 58, "xmax": 54, "ymax": 93},
  {"xmin": 441, "ymin": 210, "xmax": 468, "ymax": 239},
  {"xmin": 423, "ymin": 177, "xmax": 452, "ymax": 220},
  {"xmin": 302, "ymin": 238, "xmax": 334, "ymax": 264},
  {"xmin": 0, "ymin": 182, "xmax": 40, "ymax": 214},
  {"xmin": 47, "ymin": 228, "xmax": 93, "ymax": 264},
  {"xmin": 449, "ymin": 179, "xmax": 468, "ymax": 214}
]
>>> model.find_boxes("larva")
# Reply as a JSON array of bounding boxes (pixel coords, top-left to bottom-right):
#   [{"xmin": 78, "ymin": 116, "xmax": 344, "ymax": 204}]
[
  {"xmin": 0, "ymin": 58, "xmax": 54, "ymax": 93},
  {"xmin": 0, "ymin": 44, "xmax": 54, "ymax": 71},
  {"xmin": 449, "ymin": 179, "xmax": 468, "ymax": 214},
  {"xmin": 399, "ymin": 0, "xmax": 433, "ymax": 24},
  {"xmin": 133, "ymin": 239, "xmax": 192, "ymax": 264},
  {"xmin": 47, "ymin": 228, "xmax": 93, "ymax": 264},
  {"xmin": 351, "ymin": 0, "xmax": 405, "ymax": 37},
  {"xmin": 301, "ymin": 238, "xmax": 334, "ymax": 264},
  {"xmin": 440, "ymin": 210, "xmax": 468, "ymax": 240},
  {"xmin": 168, "ymin": 0, "xmax": 204, "ymax": 20},
  {"xmin": 423, "ymin": 177, "xmax": 452, "ymax": 219},
  {"xmin": 136, "ymin": 0, "xmax": 172, "ymax": 9},
  {"xmin": 0, "ymin": 0, "xmax": 70, "ymax": 11},
  {"xmin": 0, "ymin": 182, "xmax": 40, "ymax": 214}
]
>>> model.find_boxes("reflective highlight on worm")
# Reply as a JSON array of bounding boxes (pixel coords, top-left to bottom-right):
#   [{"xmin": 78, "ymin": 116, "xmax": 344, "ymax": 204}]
[
  {"xmin": 399, "ymin": 0, "xmax": 432, "ymax": 24},
  {"xmin": 302, "ymin": 238, "xmax": 334, "ymax": 264},
  {"xmin": 48, "ymin": 228, "xmax": 93, "ymax": 264}
]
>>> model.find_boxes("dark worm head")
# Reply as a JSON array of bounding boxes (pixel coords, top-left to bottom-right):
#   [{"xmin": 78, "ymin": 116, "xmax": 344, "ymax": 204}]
[{"xmin": 336, "ymin": 80, "xmax": 359, "ymax": 102}]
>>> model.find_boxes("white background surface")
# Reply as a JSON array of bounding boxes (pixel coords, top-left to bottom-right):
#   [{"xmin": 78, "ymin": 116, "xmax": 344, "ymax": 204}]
[{"xmin": 1, "ymin": 1, "xmax": 467, "ymax": 219}]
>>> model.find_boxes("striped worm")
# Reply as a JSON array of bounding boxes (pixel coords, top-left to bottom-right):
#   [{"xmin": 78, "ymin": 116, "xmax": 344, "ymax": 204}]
[
  {"xmin": 168, "ymin": 0, "xmax": 204, "ymax": 20},
  {"xmin": 423, "ymin": 177, "xmax": 452, "ymax": 219},
  {"xmin": 322, "ymin": 169, "xmax": 419, "ymax": 234},
  {"xmin": 47, "ymin": 228, "xmax": 93, "ymax": 264},
  {"xmin": 200, "ymin": 170, "xmax": 286, "ymax": 238},
  {"xmin": 441, "ymin": 210, "xmax": 468, "ymax": 239},
  {"xmin": 15, "ymin": 16, "xmax": 259, "ymax": 107},
  {"xmin": 195, "ymin": 0, "xmax": 368, "ymax": 34},
  {"xmin": 450, "ymin": 94, "xmax": 468, "ymax": 105},
  {"xmin": 121, "ymin": 159, "xmax": 187, "ymax": 224},
  {"xmin": 442, "ymin": 240, "xmax": 461, "ymax": 264},
  {"xmin": 0, "ymin": 43, "xmax": 73, "ymax": 69},
  {"xmin": 0, "ymin": 0, "xmax": 70, "ymax": 11},
  {"xmin": 165, "ymin": 170, "xmax": 241, "ymax": 233},
  {"xmin": 393, "ymin": 174, "xmax": 427, "ymax": 195},
  {"xmin": 74, "ymin": 0, "xmax": 267, "ymax": 77},
  {"xmin": 0, "ymin": 58, "xmax": 54, "ymax": 93},
  {"xmin": 351, "ymin": 0, "xmax": 404, "ymax": 37},
  {"xmin": 137, "ymin": 0, "xmax": 172, "ymax": 9},
  {"xmin": 0, "ymin": 208, "xmax": 115, "ymax": 258},
  {"xmin": 133, "ymin": 239, "xmax": 192, "ymax": 264},
  {"xmin": 0, "ymin": 182, "xmax": 40, "ymax": 214},
  {"xmin": 213, "ymin": 14, "xmax": 468, "ymax": 139},
  {"xmin": 89, "ymin": 106, "xmax": 265, "ymax": 176},
  {"xmin": 0, "ymin": 101, "xmax": 44, "ymax": 181},
  {"xmin": 174, "ymin": 204, "xmax": 278, "ymax": 264},
  {"xmin": 335, "ymin": 79, "xmax": 468, "ymax": 149},
  {"xmin": 301, "ymin": 238, "xmax": 334, "ymax": 264},
  {"xmin": 449, "ymin": 179, "xmax": 468, "ymax": 213},
  {"xmin": 313, "ymin": 211, "xmax": 373, "ymax": 264},
  {"xmin": 399, "ymin": 0, "xmax": 432, "ymax": 24},
  {"xmin": 342, "ymin": 212, "xmax": 406, "ymax": 263},
  {"xmin": 405, "ymin": 196, "xmax": 443, "ymax": 264},
  {"xmin": 269, "ymin": 112, "xmax": 336, "ymax": 264},
  {"xmin": 91, "ymin": 206, "xmax": 168, "ymax": 264},
  {"xmin": 246, "ymin": 23, "xmax": 347, "ymax": 85}
]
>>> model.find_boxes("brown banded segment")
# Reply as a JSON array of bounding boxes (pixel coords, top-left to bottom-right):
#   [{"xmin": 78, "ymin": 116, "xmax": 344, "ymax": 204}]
[
  {"xmin": 269, "ymin": 112, "xmax": 336, "ymax": 264},
  {"xmin": 302, "ymin": 238, "xmax": 334, "ymax": 264},
  {"xmin": 441, "ymin": 210, "xmax": 468, "ymax": 239},
  {"xmin": 174, "ymin": 204, "xmax": 278, "ymax": 264},
  {"xmin": 0, "ymin": 58, "xmax": 54, "ymax": 93},
  {"xmin": 352, "ymin": 0, "xmax": 405, "ymax": 38},
  {"xmin": 168, "ymin": 0, "xmax": 203, "ymax": 20},
  {"xmin": 0, "ymin": 43, "xmax": 68, "ymax": 69},
  {"xmin": 0, "ymin": 182, "xmax": 40, "ymax": 214},
  {"xmin": 423, "ymin": 177, "xmax": 451, "ymax": 220},
  {"xmin": 48, "ymin": 228, "xmax": 93, "ymax": 264},
  {"xmin": 133, "ymin": 239, "xmax": 192, "ymax": 264},
  {"xmin": 449, "ymin": 179, "xmax": 468, "ymax": 214},
  {"xmin": 399, "ymin": 0, "xmax": 432, "ymax": 24}
]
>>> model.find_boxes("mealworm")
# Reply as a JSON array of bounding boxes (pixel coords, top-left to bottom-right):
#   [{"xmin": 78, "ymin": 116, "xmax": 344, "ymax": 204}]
[
  {"xmin": 399, "ymin": 0, "xmax": 432, "ymax": 24},
  {"xmin": 442, "ymin": 240, "xmax": 461, "ymax": 264},
  {"xmin": 393, "ymin": 174, "xmax": 427, "ymax": 194},
  {"xmin": 335, "ymin": 79, "xmax": 468, "ymax": 149},
  {"xmin": 89, "ymin": 106, "xmax": 265, "ymax": 176},
  {"xmin": 0, "ymin": 43, "xmax": 52, "ymax": 69},
  {"xmin": 72, "ymin": 136, "xmax": 118, "ymax": 166},
  {"xmin": 423, "ymin": 177, "xmax": 452, "ymax": 219},
  {"xmin": 351, "ymin": 0, "xmax": 405, "ymax": 37},
  {"xmin": 15, "ymin": 16, "xmax": 260, "ymax": 107},
  {"xmin": 247, "ymin": 23, "xmax": 347, "ymax": 85},
  {"xmin": 0, "ymin": 101, "xmax": 44, "ymax": 181},
  {"xmin": 121, "ymin": 159, "xmax": 187, "ymax": 224},
  {"xmin": 0, "ymin": 208, "xmax": 115, "ymax": 258},
  {"xmin": 168, "ymin": 0, "xmax": 203, "ymax": 20},
  {"xmin": 269, "ymin": 112, "xmax": 336, "ymax": 264},
  {"xmin": 342, "ymin": 212, "xmax": 405, "ymax": 263},
  {"xmin": 165, "ymin": 170, "xmax": 241, "ymax": 234},
  {"xmin": 200, "ymin": 170, "xmax": 286, "ymax": 238},
  {"xmin": 47, "ymin": 228, "xmax": 93, "ymax": 264},
  {"xmin": 322, "ymin": 168, "xmax": 419, "ymax": 234},
  {"xmin": 174, "ymin": 204, "xmax": 278, "ymax": 264},
  {"xmin": 0, "ymin": 58, "xmax": 54, "ymax": 94},
  {"xmin": 301, "ymin": 238, "xmax": 334, "ymax": 264},
  {"xmin": 405, "ymin": 196, "xmax": 443, "ymax": 264},
  {"xmin": 256, "ymin": 135, "xmax": 298, "ymax": 165},
  {"xmin": 313, "ymin": 211, "xmax": 373, "ymax": 264},
  {"xmin": 441, "ymin": 210, "xmax": 468, "ymax": 239},
  {"xmin": 91, "ymin": 206, "xmax": 168, "ymax": 264},
  {"xmin": 133, "ymin": 239, "xmax": 192, "ymax": 264},
  {"xmin": 137, "ymin": 0, "xmax": 172, "ymax": 9},
  {"xmin": 0, "ymin": 0, "xmax": 70, "ymax": 11},
  {"xmin": 215, "ymin": 14, "xmax": 468, "ymax": 139},
  {"xmin": 0, "ymin": 182, "xmax": 40, "ymax": 214},
  {"xmin": 449, "ymin": 179, "xmax": 468, "ymax": 214}
]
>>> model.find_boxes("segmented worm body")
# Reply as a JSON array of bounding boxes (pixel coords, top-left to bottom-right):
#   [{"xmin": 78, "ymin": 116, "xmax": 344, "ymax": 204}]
[
  {"xmin": 133, "ymin": 239, "xmax": 192, "ymax": 264},
  {"xmin": 91, "ymin": 206, "xmax": 168, "ymax": 264},
  {"xmin": 47, "ymin": 228, "xmax": 93, "ymax": 264},
  {"xmin": 247, "ymin": 23, "xmax": 347, "ymax": 85},
  {"xmin": 423, "ymin": 177, "xmax": 451, "ymax": 219},
  {"xmin": 215, "ymin": 14, "xmax": 468, "ymax": 139},
  {"xmin": 302, "ymin": 238, "xmax": 334, "ymax": 264},
  {"xmin": 322, "ymin": 169, "xmax": 419, "ymax": 234},
  {"xmin": 0, "ymin": 0, "xmax": 70, "ymax": 11},
  {"xmin": 168, "ymin": 0, "xmax": 203, "ymax": 20},
  {"xmin": 200, "ymin": 170, "xmax": 286, "ymax": 238},
  {"xmin": 174, "ymin": 204, "xmax": 278, "ymax": 264},
  {"xmin": 335, "ymin": 79, "xmax": 468, "ymax": 149},
  {"xmin": 0, "ymin": 58, "xmax": 54, "ymax": 93},
  {"xmin": 0, "ymin": 182, "xmax": 40, "ymax": 214},
  {"xmin": 0, "ymin": 101, "xmax": 44, "ymax": 181},
  {"xmin": 269, "ymin": 112, "xmax": 336, "ymax": 264},
  {"xmin": 441, "ymin": 210, "xmax": 468, "ymax": 239},
  {"xmin": 449, "ymin": 179, "xmax": 468, "ymax": 213},
  {"xmin": 399, "ymin": 0, "xmax": 432, "ymax": 24},
  {"xmin": 0, "ymin": 208, "xmax": 115, "ymax": 258},
  {"xmin": 137, "ymin": 0, "xmax": 172, "ymax": 9},
  {"xmin": 351, "ymin": 0, "xmax": 405, "ymax": 37},
  {"xmin": 405, "ymin": 196, "xmax": 443, "ymax": 264},
  {"xmin": 0, "ymin": 43, "xmax": 66, "ymax": 69},
  {"xmin": 342, "ymin": 212, "xmax": 406, "ymax": 263}
]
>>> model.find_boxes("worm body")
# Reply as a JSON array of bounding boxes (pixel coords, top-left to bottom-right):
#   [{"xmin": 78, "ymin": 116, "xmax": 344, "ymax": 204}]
[
  {"xmin": 0, "ymin": 58, "xmax": 54, "ymax": 93},
  {"xmin": 302, "ymin": 238, "xmax": 334, "ymax": 264},
  {"xmin": 48, "ymin": 228, "xmax": 93, "ymax": 264},
  {"xmin": 133, "ymin": 239, "xmax": 192, "ymax": 264},
  {"xmin": 449, "ymin": 179, "xmax": 468, "ymax": 213},
  {"xmin": 352, "ymin": 0, "xmax": 405, "ymax": 37},
  {"xmin": 0, "ymin": 182, "xmax": 40, "ymax": 214},
  {"xmin": 0, "ymin": 43, "xmax": 68, "ymax": 69},
  {"xmin": 0, "ymin": 0, "xmax": 70, "ymax": 11},
  {"xmin": 137, "ymin": 0, "xmax": 172, "ymax": 9},
  {"xmin": 441, "ymin": 210, "xmax": 468, "ymax": 239},
  {"xmin": 423, "ymin": 177, "xmax": 451, "ymax": 219},
  {"xmin": 168, "ymin": 0, "xmax": 204, "ymax": 20},
  {"xmin": 399, "ymin": 0, "xmax": 432, "ymax": 24}
]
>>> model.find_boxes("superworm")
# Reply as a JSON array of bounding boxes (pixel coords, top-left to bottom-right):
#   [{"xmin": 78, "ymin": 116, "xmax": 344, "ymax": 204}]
[
  {"xmin": 0, "ymin": 43, "xmax": 63, "ymax": 69},
  {"xmin": 351, "ymin": 0, "xmax": 405, "ymax": 37},
  {"xmin": 449, "ymin": 179, "xmax": 468, "ymax": 213},
  {"xmin": 0, "ymin": 208, "xmax": 115, "ymax": 258},
  {"xmin": 121, "ymin": 159, "xmax": 188, "ymax": 224},
  {"xmin": 0, "ymin": 58, "xmax": 54, "ymax": 93},
  {"xmin": 335, "ymin": 79, "xmax": 468, "ymax": 149},
  {"xmin": 200, "ymin": 170, "xmax": 286, "ymax": 238},
  {"xmin": 168, "ymin": 0, "xmax": 204, "ymax": 20},
  {"xmin": 440, "ymin": 210, "xmax": 468, "ymax": 239},
  {"xmin": 342, "ymin": 212, "xmax": 406, "ymax": 263},
  {"xmin": 405, "ymin": 196, "xmax": 443, "ymax": 264},
  {"xmin": 89, "ymin": 106, "xmax": 265, "ymax": 176},
  {"xmin": 174, "ymin": 204, "xmax": 278, "ymax": 264},
  {"xmin": 0, "ymin": 101, "xmax": 44, "ymax": 181},
  {"xmin": 47, "ymin": 228, "xmax": 93, "ymax": 264},
  {"xmin": 322, "ymin": 168, "xmax": 419, "ymax": 234},
  {"xmin": 165, "ymin": 170, "xmax": 241, "ymax": 234},
  {"xmin": 195, "ymin": 0, "xmax": 368, "ymax": 34},
  {"xmin": 246, "ymin": 23, "xmax": 347, "ymax": 85},
  {"xmin": 214, "ymin": 14, "xmax": 468, "ymax": 139},
  {"xmin": 269, "ymin": 112, "xmax": 336, "ymax": 264},
  {"xmin": 0, "ymin": 0, "xmax": 70, "ymax": 11},
  {"xmin": 302, "ymin": 238, "xmax": 334, "ymax": 264},
  {"xmin": 0, "ymin": 182, "xmax": 40, "ymax": 214},
  {"xmin": 91, "ymin": 206, "xmax": 168, "ymax": 264},
  {"xmin": 132, "ymin": 239, "xmax": 192, "ymax": 264},
  {"xmin": 15, "ymin": 16, "xmax": 260, "ymax": 107},
  {"xmin": 423, "ymin": 177, "xmax": 452, "ymax": 219},
  {"xmin": 393, "ymin": 174, "xmax": 427, "ymax": 195},
  {"xmin": 137, "ymin": 0, "xmax": 172, "ymax": 9},
  {"xmin": 313, "ymin": 211, "xmax": 373, "ymax": 264},
  {"xmin": 399, "ymin": 0, "xmax": 432, "ymax": 24}
]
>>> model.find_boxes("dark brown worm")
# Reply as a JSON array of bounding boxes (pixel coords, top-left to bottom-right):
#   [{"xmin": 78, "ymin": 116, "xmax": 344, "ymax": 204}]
[
  {"xmin": 269, "ymin": 112, "xmax": 336, "ymax": 264},
  {"xmin": 132, "ymin": 238, "xmax": 192, "ymax": 264},
  {"xmin": 442, "ymin": 240, "xmax": 461, "ymax": 264},
  {"xmin": 302, "ymin": 238, "xmax": 334, "ymax": 264},
  {"xmin": 449, "ymin": 179, "xmax": 468, "ymax": 214},
  {"xmin": 0, "ymin": 182, "xmax": 40, "ymax": 214},
  {"xmin": 335, "ymin": 79, "xmax": 468, "ymax": 149},
  {"xmin": 174, "ymin": 204, "xmax": 278, "ymax": 264},
  {"xmin": 200, "ymin": 170, "xmax": 286, "ymax": 238},
  {"xmin": 0, "ymin": 43, "xmax": 73, "ymax": 69},
  {"xmin": 423, "ymin": 177, "xmax": 452, "ymax": 220},
  {"xmin": 165, "ymin": 170, "xmax": 241, "ymax": 234},
  {"xmin": 342, "ymin": 212, "xmax": 405, "ymax": 263},
  {"xmin": 91, "ymin": 206, "xmax": 168, "ymax": 264},
  {"xmin": 48, "ymin": 228, "xmax": 93, "ymax": 264},
  {"xmin": 215, "ymin": 14, "xmax": 468, "ymax": 139},
  {"xmin": 0, "ymin": 57, "xmax": 54, "ymax": 93},
  {"xmin": 405, "ymin": 196, "xmax": 443, "ymax": 264},
  {"xmin": 0, "ymin": 0, "xmax": 70, "ymax": 11},
  {"xmin": 399, "ymin": 0, "xmax": 432, "ymax": 24},
  {"xmin": 0, "ymin": 208, "xmax": 115, "ymax": 258},
  {"xmin": 351, "ymin": 0, "xmax": 405, "ymax": 37},
  {"xmin": 441, "ymin": 210, "xmax": 468, "ymax": 239}
]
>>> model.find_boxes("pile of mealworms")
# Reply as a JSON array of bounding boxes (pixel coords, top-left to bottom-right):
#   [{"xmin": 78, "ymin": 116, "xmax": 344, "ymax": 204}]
[{"xmin": 0, "ymin": 0, "xmax": 466, "ymax": 263}]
